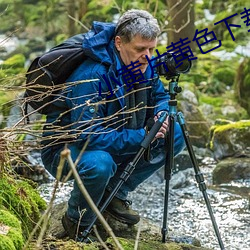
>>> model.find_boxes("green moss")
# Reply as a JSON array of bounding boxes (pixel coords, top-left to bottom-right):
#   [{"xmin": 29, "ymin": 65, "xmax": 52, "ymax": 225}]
[
  {"xmin": 7, "ymin": 228, "xmax": 24, "ymax": 249},
  {"xmin": 213, "ymin": 67, "xmax": 235, "ymax": 86},
  {"xmin": 105, "ymin": 237, "xmax": 207, "ymax": 250},
  {"xmin": 213, "ymin": 120, "xmax": 250, "ymax": 133},
  {"xmin": 0, "ymin": 235, "xmax": 16, "ymax": 250},
  {"xmin": 0, "ymin": 209, "xmax": 24, "ymax": 249},
  {"xmin": 199, "ymin": 95, "xmax": 224, "ymax": 107},
  {"xmin": 0, "ymin": 175, "xmax": 47, "ymax": 239},
  {"xmin": 209, "ymin": 120, "xmax": 250, "ymax": 151},
  {"xmin": 0, "ymin": 209, "xmax": 21, "ymax": 229},
  {"xmin": 1, "ymin": 54, "xmax": 25, "ymax": 69}
]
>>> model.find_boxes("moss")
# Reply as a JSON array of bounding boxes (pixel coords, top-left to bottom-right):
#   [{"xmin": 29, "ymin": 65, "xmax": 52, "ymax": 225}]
[
  {"xmin": 7, "ymin": 228, "xmax": 24, "ymax": 249},
  {"xmin": 0, "ymin": 209, "xmax": 24, "ymax": 249},
  {"xmin": 209, "ymin": 120, "xmax": 250, "ymax": 151},
  {"xmin": 213, "ymin": 67, "xmax": 235, "ymax": 86},
  {"xmin": 199, "ymin": 95, "xmax": 224, "ymax": 107},
  {"xmin": 213, "ymin": 120, "xmax": 250, "ymax": 133},
  {"xmin": 0, "ymin": 209, "xmax": 21, "ymax": 229},
  {"xmin": 0, "ymin": 174, "xmax": 47, "ymax": 239},
  {"xmin": 1, "ymin": 54, "xmax": 25, "ymax": 69},
  {"xmin": 0, "ymin": 235, "xmax": 16, "ymax": 250},
  {"xmin": 106, "ymin": 237, "xmax": 208, "ymax": 250}
]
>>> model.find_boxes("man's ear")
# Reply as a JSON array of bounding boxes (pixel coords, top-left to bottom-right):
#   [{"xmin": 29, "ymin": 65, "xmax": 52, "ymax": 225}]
[{"xmin": 115, "ymin": 36, "xmax": 122, "ymax": 51}]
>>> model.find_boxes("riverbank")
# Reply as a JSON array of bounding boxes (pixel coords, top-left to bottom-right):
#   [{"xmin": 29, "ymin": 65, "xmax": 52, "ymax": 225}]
[{"xmin": 38, "ymin": 155, "xmax": 250, "ymax": 250}]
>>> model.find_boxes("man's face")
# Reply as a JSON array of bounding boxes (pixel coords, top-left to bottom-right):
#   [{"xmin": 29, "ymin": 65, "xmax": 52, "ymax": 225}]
[{"xmin": 115, "ymin": 35, "xmax": 157, "ymax": 73}]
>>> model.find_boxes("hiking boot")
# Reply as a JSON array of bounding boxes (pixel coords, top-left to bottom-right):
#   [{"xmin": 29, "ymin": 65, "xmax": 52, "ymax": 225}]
[
  {"xmin": 61, "ymin": 213, "xmax": 97, "ymax": 243},
  {"xmin": 105, "ymin": 196, "xmax": 140, "ymax": 225}
]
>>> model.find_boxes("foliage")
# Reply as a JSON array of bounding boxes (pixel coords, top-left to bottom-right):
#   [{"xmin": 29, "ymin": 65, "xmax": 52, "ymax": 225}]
[
  {"xmin": 195, "ymin": 0, "xmax": 250, "ymax": 52},
  {"xmin": 182, "ymin": 53, "xmax": 239, "ymax": 95}
]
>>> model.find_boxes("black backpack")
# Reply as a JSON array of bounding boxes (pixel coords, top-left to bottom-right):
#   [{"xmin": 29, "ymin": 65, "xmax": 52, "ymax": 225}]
[{"xmin": 24, "ymin": 34, "xmax": 87, "ymax": 115}]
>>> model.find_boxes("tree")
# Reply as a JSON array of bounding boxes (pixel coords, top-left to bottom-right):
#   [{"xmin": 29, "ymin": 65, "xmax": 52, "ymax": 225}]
[{"xmin": 166, "ymin": 0, "xmax": 195, "ymax": 50}]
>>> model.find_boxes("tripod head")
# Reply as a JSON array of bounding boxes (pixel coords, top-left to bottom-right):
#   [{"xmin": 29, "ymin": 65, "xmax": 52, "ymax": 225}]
[{"xmin": 167, "ymin": 76, "xmax": 182, "ymax": 100}]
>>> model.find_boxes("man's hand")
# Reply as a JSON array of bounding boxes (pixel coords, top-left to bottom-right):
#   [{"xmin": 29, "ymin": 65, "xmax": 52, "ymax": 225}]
[{"xmin": 154, "ymin": 111, "xmax": 169, "ymax": 139}]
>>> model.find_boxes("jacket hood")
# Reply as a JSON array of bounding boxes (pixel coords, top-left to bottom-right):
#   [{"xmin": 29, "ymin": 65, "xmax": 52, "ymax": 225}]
[{"xmin": 82, "ymin": 21, "xmax": 116, "ymax": 66}]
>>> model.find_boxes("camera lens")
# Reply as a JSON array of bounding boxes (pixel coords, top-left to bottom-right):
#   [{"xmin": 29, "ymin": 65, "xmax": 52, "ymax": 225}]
[{"xmin": 176, "ymin": 57, "xmax": 191, "ymax": 74}]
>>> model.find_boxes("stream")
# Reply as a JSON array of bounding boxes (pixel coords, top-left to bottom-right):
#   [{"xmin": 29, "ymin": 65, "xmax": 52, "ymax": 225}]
[{"xmin": 38, "ymin": 155, "xmax": 250, "ymax": 250}]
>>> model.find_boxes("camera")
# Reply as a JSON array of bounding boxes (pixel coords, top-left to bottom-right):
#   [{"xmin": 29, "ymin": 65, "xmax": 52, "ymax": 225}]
[{"xmin": 156, "ymin": 52, "xmax": 192, "ymax": 79}]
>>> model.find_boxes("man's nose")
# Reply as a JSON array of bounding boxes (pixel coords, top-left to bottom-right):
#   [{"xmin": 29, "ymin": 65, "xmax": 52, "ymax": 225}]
[{"xmin": 142, "ymin": 49, "xmax": 151, "ymax": 59}]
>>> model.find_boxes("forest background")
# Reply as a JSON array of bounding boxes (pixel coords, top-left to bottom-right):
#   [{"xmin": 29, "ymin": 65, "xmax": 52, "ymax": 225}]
[{"xmin": 0, "ymin": 0, "xmax": 250, "ymax": 126}]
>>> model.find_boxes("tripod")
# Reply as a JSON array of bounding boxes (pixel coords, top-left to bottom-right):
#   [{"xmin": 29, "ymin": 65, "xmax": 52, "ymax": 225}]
[
  {"xmin": 82, "ymin": 77, "xmax": 225, "ymax": 249},
  {"xmin": 162, "ymin": 77, "xmax": 225, "ymax": 249}
]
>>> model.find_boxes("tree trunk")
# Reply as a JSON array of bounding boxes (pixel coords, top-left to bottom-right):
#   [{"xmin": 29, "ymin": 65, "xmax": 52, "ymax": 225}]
[
  {"xmin": 167, "ymin": 0, "xmax": 195, "ymax": 51},
  {"xmin": 78, "ymin": 0, "xmax": 88, "ymax": 20},
  {"xmin": 67, "ymin": 0, "xmax": 77, "ymax": 36}
]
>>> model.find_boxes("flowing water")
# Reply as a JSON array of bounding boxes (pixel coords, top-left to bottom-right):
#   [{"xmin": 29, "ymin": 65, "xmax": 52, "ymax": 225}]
[{"xmin": 38, "ymin": 156, "xmax": 250, "ymax": 250}]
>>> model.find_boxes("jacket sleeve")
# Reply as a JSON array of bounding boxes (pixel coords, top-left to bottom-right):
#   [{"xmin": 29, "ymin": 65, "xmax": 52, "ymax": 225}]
[{"xmin": 65, "ymin": 62, "xmax": 146, "ymax": 156}]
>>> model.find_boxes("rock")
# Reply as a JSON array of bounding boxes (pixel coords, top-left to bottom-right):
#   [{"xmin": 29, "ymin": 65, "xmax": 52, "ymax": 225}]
[
  {"xmin": 179, "ymin": 100, "xmax": 211, "ymax": 148},
  {"xmin": 44, "ymin": 202, "xmax": 212, "ymax": 250},
  {"xmin": 170, "ymin": 168, "xmax": 193, "ymax": 189},
  {"xmin": 213, "ymin": 157, "xmax": 250, "ymax": 184},
  {"xmin": 209, "ymin": 120, "xmax": 250, "ymax": 160}
]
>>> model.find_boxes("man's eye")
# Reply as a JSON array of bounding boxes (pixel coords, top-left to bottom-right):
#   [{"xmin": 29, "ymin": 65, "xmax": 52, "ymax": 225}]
[{"xmin": 136, "ymin": 48, "xmax": 144, "ymax": 52}]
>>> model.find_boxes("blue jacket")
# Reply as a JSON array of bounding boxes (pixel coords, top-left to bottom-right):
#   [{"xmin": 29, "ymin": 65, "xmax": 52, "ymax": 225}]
[{"xmin": 44, "ymin": 21, "xmax": 170, "ymax": 156}]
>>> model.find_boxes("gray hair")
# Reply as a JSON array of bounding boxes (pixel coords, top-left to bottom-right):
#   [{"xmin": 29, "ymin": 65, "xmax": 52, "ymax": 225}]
[{"xmin": 115, "ymin": 9, "xmax": 160, "ymax": 43}]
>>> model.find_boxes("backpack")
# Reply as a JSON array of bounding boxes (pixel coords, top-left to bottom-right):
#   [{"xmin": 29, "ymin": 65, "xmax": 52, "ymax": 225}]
[{"xmin": 24, "ymin": 34, "xmax": 87, "ymax": 115}]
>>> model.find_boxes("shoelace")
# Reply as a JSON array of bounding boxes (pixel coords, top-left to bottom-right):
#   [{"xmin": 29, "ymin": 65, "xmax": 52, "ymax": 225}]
[{"xmin": 123, "ymin": 199, "xmax": 132, "ymax": 209}]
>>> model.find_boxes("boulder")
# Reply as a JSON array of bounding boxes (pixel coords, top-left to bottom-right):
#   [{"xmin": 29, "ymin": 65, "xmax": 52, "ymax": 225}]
[
  {"xmin": 213, "ymin": 157, "xmax": 250, "ymax": 184},
  {"xmin": 179, "ymin": 100, "xmax": 211, "ymax": 148},
  {"xmin": 209, "ymin": 120, "xmax": 250, "ymax": 160},
  {"xmin": 42, "ymin": 201, "xmax": 211, "ymax": 250}
]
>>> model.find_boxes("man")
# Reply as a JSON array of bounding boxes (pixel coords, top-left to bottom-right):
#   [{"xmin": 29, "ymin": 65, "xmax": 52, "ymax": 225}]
[{"xmin": 41, "ymin": 9, "xmax": 185, "ymax": 241}]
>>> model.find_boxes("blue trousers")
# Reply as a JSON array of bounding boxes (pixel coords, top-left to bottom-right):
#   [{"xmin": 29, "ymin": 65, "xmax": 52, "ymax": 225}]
[{"xmin": 41, "ymin": 123, "xmax": 185, "ymax": 226}]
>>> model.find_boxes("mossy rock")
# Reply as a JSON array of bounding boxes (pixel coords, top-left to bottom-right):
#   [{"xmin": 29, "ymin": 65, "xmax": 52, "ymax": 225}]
[
  {"xmin": 0, "ymin": 174, "xmax": 47, "ymax": 239},
  {"xmin": 199, "ymin": 92, "xmax": 248, "ymax": 122},
  {"xmin": 0, "ymin": 209, "xmax": 24, "ymax": 250},
  {"xmin": 209, "ymin": 120, "xmax": 250, "ymax": 160}
]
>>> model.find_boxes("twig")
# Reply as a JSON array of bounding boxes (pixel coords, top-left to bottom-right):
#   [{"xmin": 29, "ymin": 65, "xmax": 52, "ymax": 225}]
[
  {"xmin": 61, "ymin": 148, "xmax": 124, "ymax": 250},
  {"xmin": 134, "ymin": 220, "xmax": 142, "ymax": 250},
  {"xmin": 93, "ymin": 225, "xmax": 110, "ymax": 250},
  {"xmin": 68, "ymin": 14, "xmax": 89, "ymax": 31}
]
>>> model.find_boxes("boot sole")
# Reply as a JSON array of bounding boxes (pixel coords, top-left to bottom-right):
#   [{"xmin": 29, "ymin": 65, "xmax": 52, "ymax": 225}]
[{"xmin": 105, "ymin": 210, "xmax": 140, "ymax": 225}]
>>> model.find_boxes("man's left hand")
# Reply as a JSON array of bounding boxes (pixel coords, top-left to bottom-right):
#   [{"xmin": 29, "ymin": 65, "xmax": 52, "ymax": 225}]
[{"xmin": 154, "ymin": 111, "xmax": 169, "ymax": 139}]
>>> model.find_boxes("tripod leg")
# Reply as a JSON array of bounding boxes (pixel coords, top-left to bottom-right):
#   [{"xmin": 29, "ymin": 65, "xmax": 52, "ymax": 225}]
[
  {"xmin": 162, "ymin": 114, "xmax": 175, "ymax": 243},
  {"xmin": 177, "ymin": 112, "xmax": 225, "ymax": 250}
]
